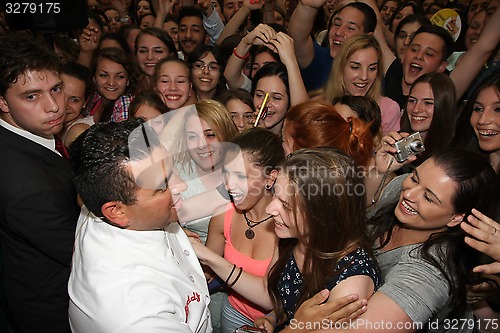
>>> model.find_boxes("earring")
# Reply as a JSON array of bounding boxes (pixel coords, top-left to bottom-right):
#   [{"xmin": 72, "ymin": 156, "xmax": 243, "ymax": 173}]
[{"xmin": 265, "ymin": 183, "xmax": 272, "ymax": 190}]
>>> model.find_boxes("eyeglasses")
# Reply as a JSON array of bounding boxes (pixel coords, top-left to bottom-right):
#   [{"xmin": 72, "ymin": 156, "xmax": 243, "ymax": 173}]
[
  {"xmin": 396, "ymin": 32, "xmax": 415, "ymax": 41},
  {"xmin": 193, "ymin": 61, "xmax": 221, "ymax": 72}
]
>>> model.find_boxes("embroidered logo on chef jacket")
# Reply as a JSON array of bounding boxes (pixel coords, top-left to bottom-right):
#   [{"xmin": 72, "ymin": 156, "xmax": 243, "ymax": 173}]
[{"xmin": 184, "ymin": 291, "xmax": 201, "ymax": 321}]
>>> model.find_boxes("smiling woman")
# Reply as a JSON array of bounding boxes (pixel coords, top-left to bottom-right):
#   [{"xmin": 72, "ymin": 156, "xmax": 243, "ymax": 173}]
[
  {"xmin": 88, "ymin": 47, "xmax": 139, "ymax": 122},
  {"xmin": 452, "ymin": 70, "xmax": 500, "ymax": 221},
  {"xmin": 400, "ymin": 72, "xmax": 456, "ymax": 163},
  {"xmin": 323, "ymin": 34, "xmax": 401, "ymax": 134},
  {"xmin": 135, "ymin": 27, "xmax": 177, "ymax": 92},
  {"xmin": 154, "ymin": 57, "xmax": 192, "ymax": 111},
  {"xmin": 173, "ymin": 99, "xmax": 238, "ymax": 243},
  {"xmin": 251, "ymin": 62, "xmax": 290, "ymax": 136},
  {"xmin": 356, "ymin": 149, "xmax": 496, "ymax": 333},
  {"xmin": 187, "ymin": 44, "xmax": 226, "ymax": 101}
]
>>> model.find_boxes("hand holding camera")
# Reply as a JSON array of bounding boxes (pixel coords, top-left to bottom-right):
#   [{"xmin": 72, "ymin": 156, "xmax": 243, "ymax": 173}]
[{"xmin": 375, "ymin": 132, "xmax": 425, "ymax": 173}]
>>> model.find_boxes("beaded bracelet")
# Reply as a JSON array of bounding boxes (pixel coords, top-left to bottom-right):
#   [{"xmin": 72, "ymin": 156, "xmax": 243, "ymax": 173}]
[{"xmin": 233, "ymin": 48, "xmax": 250, "ymax": 60}]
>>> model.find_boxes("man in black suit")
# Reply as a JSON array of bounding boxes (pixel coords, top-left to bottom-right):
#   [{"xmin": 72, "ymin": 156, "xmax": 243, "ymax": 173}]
[{"xmin": 0, "ymin": 33, "xmax": 79, "ymax": 333}]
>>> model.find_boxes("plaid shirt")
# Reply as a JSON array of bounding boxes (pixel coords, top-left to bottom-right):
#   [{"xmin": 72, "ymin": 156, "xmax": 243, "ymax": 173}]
[{"xmin": 111, "ymin": 95, "xmax": 134, "ymax": 122}]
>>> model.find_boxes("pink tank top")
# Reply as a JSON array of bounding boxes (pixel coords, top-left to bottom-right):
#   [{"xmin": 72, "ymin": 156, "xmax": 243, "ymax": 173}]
[{"xmin": 223, "ymin": 203, "xmax": 272, "ymax": 321}]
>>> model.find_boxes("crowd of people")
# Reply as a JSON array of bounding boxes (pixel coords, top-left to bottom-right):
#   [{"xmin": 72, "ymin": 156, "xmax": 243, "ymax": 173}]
[{"xmin": 0, "ymin": 0, "xmax": 499, "ymax": 332}]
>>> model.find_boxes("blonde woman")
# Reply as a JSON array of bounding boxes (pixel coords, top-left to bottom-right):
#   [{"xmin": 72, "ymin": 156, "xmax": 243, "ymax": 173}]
[{"xmin": 320, "ymin": 34, "xmax": 401, "ymax": 135}]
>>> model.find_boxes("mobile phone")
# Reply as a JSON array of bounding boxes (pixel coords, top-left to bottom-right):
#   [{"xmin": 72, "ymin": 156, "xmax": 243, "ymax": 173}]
[{"xmin": 234, "ymin": 324, "xmax": 267, "ymax": 333}]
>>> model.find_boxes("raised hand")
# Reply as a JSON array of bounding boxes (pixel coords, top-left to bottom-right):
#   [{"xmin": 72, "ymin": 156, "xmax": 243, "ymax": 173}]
[
  {"xmin": 283, "ymin": 290, "xmax": 367, "ymax": 333},
  {"xmin": 242, "ymin": 23, "xmax": 277, "ymax": 47},
  {"xmin": 267, "ymin": 32, "xmax": 296, "ymax": 66},
  {"xmin": 375, "ymin": 131, "xmax": 417, "ymax": 174},
  {"xmin": 78, "ymin": 25, "xmax": 100, "ymax": 53},
  {"xmin": 461, "ymin": 209, "xmax": 500, "ymax": 274},
  {"xmin": 243, "ymin": 0, "xmax": 266, "ymax": 11},
  {"xmin": 159, "ymin": 0, "xmax": 177, "ymax": 15}
]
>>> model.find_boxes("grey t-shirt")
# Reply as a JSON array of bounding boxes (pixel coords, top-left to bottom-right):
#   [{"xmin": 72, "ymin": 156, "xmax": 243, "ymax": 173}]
[
  {"xmin": 367, "ymin": 174, "xmax": 407, "ymax": 220},
  {"xmin": 376, "ymin": 244, "xmax": 473, "ymax": 333}
]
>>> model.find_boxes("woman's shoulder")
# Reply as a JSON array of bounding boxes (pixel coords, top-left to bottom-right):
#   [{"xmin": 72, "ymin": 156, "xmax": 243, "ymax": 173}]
[{"xmin": 330, "ymin": 248, "xmax": 382, "ymax": 290}]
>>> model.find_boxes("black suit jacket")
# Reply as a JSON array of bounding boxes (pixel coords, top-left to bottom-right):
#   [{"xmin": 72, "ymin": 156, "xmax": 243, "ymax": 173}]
[{"xmin": 0, "ymin": 126, "xmax": 79, "ymax": 333}]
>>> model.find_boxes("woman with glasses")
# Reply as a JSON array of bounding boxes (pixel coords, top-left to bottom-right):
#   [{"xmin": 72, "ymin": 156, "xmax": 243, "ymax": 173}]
[
  {"xmin": 393, "ymin": 15, "xmax": 431, "ymax": 60},
  {"xmin": 188, "ymin": 45, "xmax": 227, "ymax": 101}
]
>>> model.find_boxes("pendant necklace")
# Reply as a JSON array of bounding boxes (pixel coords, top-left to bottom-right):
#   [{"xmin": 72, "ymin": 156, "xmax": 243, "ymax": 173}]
[{"xmin": 243, "ymin": 211, "xmax": 273, "ymax": 239}]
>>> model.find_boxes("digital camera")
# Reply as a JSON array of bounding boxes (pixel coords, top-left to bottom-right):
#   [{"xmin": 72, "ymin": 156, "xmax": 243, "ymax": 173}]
[{"xmin": 393, "ymin": 132, "xmax": 425, "ymax": 163}]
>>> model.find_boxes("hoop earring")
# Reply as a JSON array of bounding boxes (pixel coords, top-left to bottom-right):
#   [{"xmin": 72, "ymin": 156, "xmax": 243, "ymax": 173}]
[{"xmin": 265, "ymin": 184, "xmax": 272, "ymax": 190}]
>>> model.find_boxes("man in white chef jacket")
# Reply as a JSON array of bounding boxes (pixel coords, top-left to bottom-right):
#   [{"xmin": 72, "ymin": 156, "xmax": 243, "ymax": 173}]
[{"xmin": 68, "ymin": 118, "xmax": 212, "ymax": 333}]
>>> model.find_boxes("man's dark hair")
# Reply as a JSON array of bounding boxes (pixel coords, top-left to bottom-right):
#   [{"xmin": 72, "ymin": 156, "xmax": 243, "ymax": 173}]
[
  {"xmin": 69, "ymin": 118, "xmax": 162, "ymax": 217},
  {"xmin": 179, "ymin": 6, "xmax": 204, "ymax": 24},
  {"xmin": 412, "ymin": 24, "xmax": 455, "ymax": 61},
  {"xmin": 342, "ymin": 2, "xmax": 378, "ymax": 33},
  {"xmin": 394, "ymin": 14, "xmax": 431, "ymax": 43},
  {"xmin": 0, "ymin": 33, "xmax": 62, "ymax": 95}
]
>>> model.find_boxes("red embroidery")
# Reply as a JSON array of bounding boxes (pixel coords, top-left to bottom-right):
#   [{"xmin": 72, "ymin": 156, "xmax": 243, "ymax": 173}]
[{"xmin": 184, "ymin": 291, "xmax": 201, "ymax": 322}]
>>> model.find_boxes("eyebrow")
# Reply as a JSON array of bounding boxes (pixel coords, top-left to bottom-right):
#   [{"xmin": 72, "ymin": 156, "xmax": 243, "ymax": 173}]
[
  {"xmin": 411, "ymin": 43, "xmax": 439, "ymax": 53},
  {"xmin": 279, "ymin": 198, "xmax": 292, "ymax": 210},
  {"xmin": 99, "ymin": 70, "xmax": 125, "ymax": 75},
  {"xmin": 160, "ymin": 75, "xmax": 187, "ymax": 79},
  {"xmin": 180, "ymin": 23, "xmax": 203, "ymax": 28},
  {"xmin": 415, "ymin": 169, "xmax": 443, "ymax": 204},
  {"xmin": 256, "ymin": 89, "xmax": 286, "ymax": 97},
  {"xmin": 20, "ymin": 80, "xmax": 63, "ymax": 96},
  {"xmin": 139, "ymin": 46, "xmax": 166, "ymax": 49},
  {"xmin": 409, "ymin": 95, "xmax": 434, "ymax": 102},
  {"xmin": 349, "ymin": 61, "xmax": 378, "ymax": 66},
  {"xmin": 334, "ymin": 16, "xmax": 361, "ymax": 27}
]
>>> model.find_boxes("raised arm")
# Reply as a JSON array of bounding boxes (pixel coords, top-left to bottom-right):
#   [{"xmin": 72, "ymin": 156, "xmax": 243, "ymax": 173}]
[
  {"xmin": 451, "ymin": 7, "xmax": 500, "ymax": 100},
  {"xmin": 287, "ymin": 0, "xmax": 324, "ymax": 68},
  {"xmin": 154, "ymin": 0, "xmax": 177, "ymax": 28},
  {"xmin": 77, "ymin": 25, "xmax": 100, "ymax": 69},
  {"xmin": 205, "ymin": 207, "xmax": 228, "ymax": 256},
  {"xmin": 224, "ymin": 23, "xmax": 276, "ymax": 89},
  {"xmin": 357, "ymin": 0, "xmax": 396, "ymax": 75},
  {"xmin": 268, "ymin": 32, "xmax": 309, "ymax": 106},
  {"xmin": 216, "ymin": 0, "xmax": 265, "ymax": 46},
  {"xmin": 262, "ymin": 0, "xmax": 277, "ymax": 24},
  {"xmin": 178, "ymin": 187, "xmax": 229, "ymax": 223}
]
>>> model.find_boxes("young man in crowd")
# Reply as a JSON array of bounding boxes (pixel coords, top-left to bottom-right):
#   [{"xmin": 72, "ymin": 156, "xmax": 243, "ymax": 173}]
[
  {"xmin": 179, "ymin": 6, "xmax": 210, "ymax": 58},
  {"xmin": 288, "ymin": 0, "xmax": 377, "ymax": 90},
  {"xmin": 0, "ymin": 33, "xmax": 79, "ymax": 332}
]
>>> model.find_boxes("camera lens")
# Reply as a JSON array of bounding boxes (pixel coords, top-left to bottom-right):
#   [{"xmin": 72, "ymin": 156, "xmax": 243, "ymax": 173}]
[{"xmin": 409, "ymin": 139, "xmax": 424, "ymax": 153}]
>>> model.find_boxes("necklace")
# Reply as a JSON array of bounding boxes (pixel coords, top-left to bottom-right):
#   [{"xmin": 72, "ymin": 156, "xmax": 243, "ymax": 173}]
[{"xmin": 243, "ymin": 211, "xmax": 273, "ymax": 239}]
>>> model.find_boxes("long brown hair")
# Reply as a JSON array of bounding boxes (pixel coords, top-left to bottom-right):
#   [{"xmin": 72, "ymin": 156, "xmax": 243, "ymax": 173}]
[
  {"xmin": 400, "ymin": 72, "xmax": 456, "ymax": 162},
  {"xmin": 324, "ymin": 34, "xmax": 383, "ymax": 103},
  {"xmin": 267, "ymin": 148, "xmax": 373, "ymax": 321}
]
